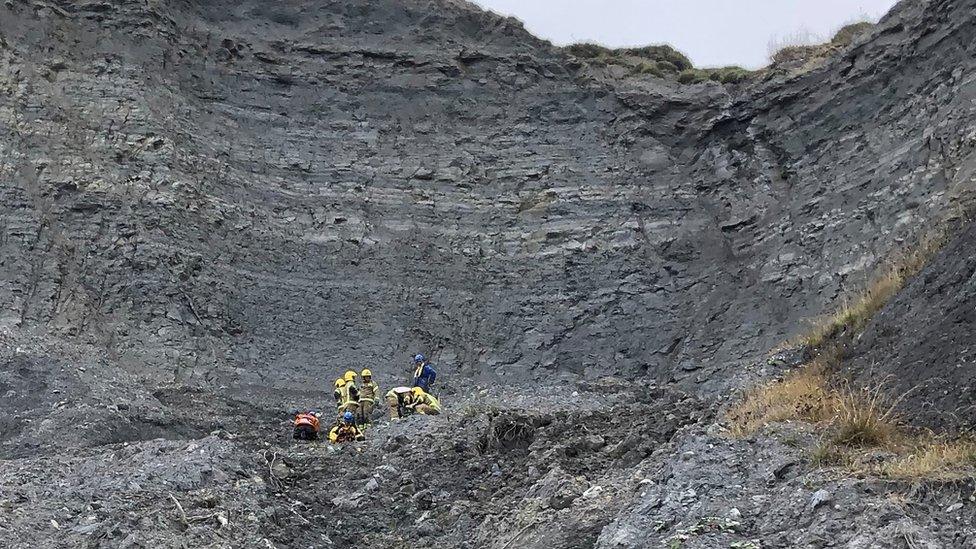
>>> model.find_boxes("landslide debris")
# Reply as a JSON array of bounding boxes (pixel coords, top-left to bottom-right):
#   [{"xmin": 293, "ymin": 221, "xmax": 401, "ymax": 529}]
[{"xmin": 0, "ymin": 334, "xmax": 706, "ymax": 549}]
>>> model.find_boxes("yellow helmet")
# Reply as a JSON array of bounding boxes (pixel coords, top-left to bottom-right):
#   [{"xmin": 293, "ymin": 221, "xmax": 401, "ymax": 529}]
[
  {"xmin": 334, "ymin": 378, "xmax": 346, "ymax": 388},
  {"xmin": 361, "ymin": 368, "xmax": 372, "ymax": 378},
  {"xmin": 411, "ymin": 387, "xmax": 425, "ymax": 397},
  {"xmin": 344, "ymin": 370, "xmax": 357, "ymax": 383}
]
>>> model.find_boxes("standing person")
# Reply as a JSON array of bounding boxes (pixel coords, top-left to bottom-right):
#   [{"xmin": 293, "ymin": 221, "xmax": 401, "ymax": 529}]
[
  {"xmin": 410, "ymin": 353, "xmax": 437, "ymax": 393},
  {"xmin": 332, "ymin": 378, "xmax": 347, "ymax": 420},
  {"xmin": 341, "ymin": 370, "xmax": 360, "ymax": 423},
  {"xmin": 358, "ymin": 368, "xmax": 380, "ymax": 427}
]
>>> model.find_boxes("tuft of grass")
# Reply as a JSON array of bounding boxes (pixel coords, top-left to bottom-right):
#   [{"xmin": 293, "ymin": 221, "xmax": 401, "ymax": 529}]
[
  {"xmin": 676, "ymin": 66, "xmax": 753, "ymax": 85},
  {"xmin": 565, "ymin": 43, "xmax": 692, "ymax": 71},
  {"xmin": 566, "ymin": 42, "xmax": 756, "ymax": 84},
  {"xmin": 831, "ymin": 381, "xmax": 900, "ymax": 447},
  {"xmin": 730, "ymin": 370, "xmax": 976, "ymax": 479},
  {"xmin": 831, "ymin": 21, "xmax": 874, "ymax": 46},
  {"xmin": 676, "ymin": 69, "xmax": 707, "ymax": 85},
  {"xmin": 728, "ymin": 345, "xmax": 906, "ymax": 452},
  {"xmin": 812, "ymin": 435, "xmax": 976, "ymax": 480},
  {"xmin": 810, "ymin": 441, "xmax": 852, "ymax": 468},
  {"xmin": 767, "ymin": 19, "xmax": 873, "ymax": 66},
  {"xmin": 770, "ymin": 44, "xmax": 823, "ymax": 66}
]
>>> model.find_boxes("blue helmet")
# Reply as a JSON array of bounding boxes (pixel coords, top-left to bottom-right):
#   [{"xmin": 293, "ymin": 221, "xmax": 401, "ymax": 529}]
[
  {"xmin": 413, "ymin": 354, "xmax": 425, "ymax": 363},
  {"xmin": 342, "ymin": 411, "xmax": 354, "ymax": 423}
]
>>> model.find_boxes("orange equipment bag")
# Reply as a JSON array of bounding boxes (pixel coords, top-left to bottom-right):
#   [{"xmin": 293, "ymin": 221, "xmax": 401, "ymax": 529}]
[{"xmin": 294, "ymin": 413, "xmax": 321, "ymax": 433}]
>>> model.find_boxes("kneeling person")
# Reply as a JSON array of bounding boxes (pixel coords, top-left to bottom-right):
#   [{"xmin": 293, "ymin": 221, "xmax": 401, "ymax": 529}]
[
  {"xmin": 408, "ymin": 387, "xmax": 442, "ymax": 416},
  {"xmin": 385, "ymin": 386, "xmax": 416, "ymax": 419},
  {"xmin": 329, "ymin": 411, "xmax": 365, "ymax": 443}
]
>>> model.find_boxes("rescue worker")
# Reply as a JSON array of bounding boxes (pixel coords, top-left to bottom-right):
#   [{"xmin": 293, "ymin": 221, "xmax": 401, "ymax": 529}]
[
  {"xmin": 408, "ymin": 387, "xmax": 442, "ymax": 416},
  {"xmin": 385, "ymin": 386, "xmax": 416, "ymax": 420},
  {"xmin": 328, "ymin": 411, "xmax": 365, "ymax": 443},
  {"xmin": 333, "ymin": 377, "xmax": 347, "ymax": 417},
  {"xmin": 341, "ymin": 370, "xmax": 360, "ymax": 423},
  {"xmin": 293, "ymin": 410, "xmax": 321, "ymax": 440},
  {"xmin": 411, "ymin": 353, "xmax": 437, "ymax": 393},
  {"xmin": 358, "ymin": 368, "xmax": 380, "ymax": 427}
]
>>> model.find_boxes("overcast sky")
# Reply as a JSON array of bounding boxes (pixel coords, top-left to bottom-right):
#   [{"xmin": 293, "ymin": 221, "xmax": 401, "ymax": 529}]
[{"xmin": 471, "ymin": 0, "xmax": 900, "ymax": 69}]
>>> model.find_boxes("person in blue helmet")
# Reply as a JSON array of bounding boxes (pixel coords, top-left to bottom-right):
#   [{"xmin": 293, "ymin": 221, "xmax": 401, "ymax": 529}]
[
  {"xmin": 410, "ymin": 353, "xmax": 437, "ymax": 393},
  {"xmin": 328, "ymin": 411, "xmax": 365, "ymax": 443}
]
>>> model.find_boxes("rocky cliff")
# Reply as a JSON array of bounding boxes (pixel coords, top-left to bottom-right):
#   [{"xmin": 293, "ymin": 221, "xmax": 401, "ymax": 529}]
[
  {"xmin": 3, "ymin": 0, "xmax": 973, "ymax": 393},
  {"xmin": 2, "ymin": 0, "xmax": 976, "ymax": 547}
]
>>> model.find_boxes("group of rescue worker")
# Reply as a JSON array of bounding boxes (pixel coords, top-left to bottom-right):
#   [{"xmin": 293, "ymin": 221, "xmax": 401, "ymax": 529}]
[{"xmin": 292, "ymin": 353, "xmax": 443, "ymax": 444}]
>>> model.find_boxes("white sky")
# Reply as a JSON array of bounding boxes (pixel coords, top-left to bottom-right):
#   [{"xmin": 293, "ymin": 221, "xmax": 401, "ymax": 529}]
[{"xmin": 471, "ymin": 0, "xmax": 900, "ymax": 69}]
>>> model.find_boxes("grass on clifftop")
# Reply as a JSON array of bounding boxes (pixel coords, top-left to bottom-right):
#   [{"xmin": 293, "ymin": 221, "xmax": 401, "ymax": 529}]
[
  {"xmin": 769, "ymin": 21, "xmax": 875, "ymax": 66},
  {"xmin": 565, "ymin": 42, "xmax": 754, "ymax": 84}
]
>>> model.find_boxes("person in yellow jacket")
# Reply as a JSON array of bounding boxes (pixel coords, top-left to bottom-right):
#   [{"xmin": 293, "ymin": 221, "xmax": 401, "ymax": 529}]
[
  {"xmin": 328, "ymin": 411, "xmax": 365, "ymax": 443},
  {"xmin": 332, "ymin": 378, "xmax": 346, "ymax": 416},
  {"xmin": 358, "ymin": 368, "xmax": 380, "ymax": 426},
  {"xmin": 337, "ymin": 371, "xmax": 360, "ymax": 423},
  {"xmin": 408, "ymin": 387, "xmax": 442, "ymax": 416},
  {"xmin": 385, "ymin": 386, "xmax": 416, "ymax": 419}
]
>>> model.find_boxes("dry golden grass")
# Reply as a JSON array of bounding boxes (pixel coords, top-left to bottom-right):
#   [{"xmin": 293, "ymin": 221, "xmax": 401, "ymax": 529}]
[
  {"xmin": 880, "ymin": 438, "xmax": 976, "ymax": 481},
  {"xmin": 729, "ymin": 219, "xmax": 972, "ymax": 479},
  {"xmin": 730, "ymin": 373, "xmax": 976, "ymax": 480},
  {"xmin": 727, "ymin": 367, "xmax": 831, "ymax": 437},
  {"xmin": 727, "ymin": 350, "xmax": 842, "ymax": 437},
  {"xmin": 814, "ymin": 436, "xmax": 976, "ymax": 481},
  {"xmin": 831, "ymin": 381, "xmax": 901, "ymax": 447},
  {"xmin": 727, "ymin": 355, "xmax": 901, "ymax": 447}
]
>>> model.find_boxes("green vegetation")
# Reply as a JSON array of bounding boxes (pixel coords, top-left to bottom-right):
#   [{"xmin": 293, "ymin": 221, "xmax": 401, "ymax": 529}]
[
  {"xmin": 768, "ymin": 20, "xmax": 875, "ymax": 66},
  {"xmin": 564, "ymin": 42, "xmax": 754, "ymax": 85},
  {"xmin": 677, "ymin": 66, "xmax": 752, "ymax": 85},
  {"xmin": 565, "ymin": 43, "xmax": 692, "ymax": 71},
  {"xmin": 831, "ymin": 21, "xmax": 875, "ymax": 46}
]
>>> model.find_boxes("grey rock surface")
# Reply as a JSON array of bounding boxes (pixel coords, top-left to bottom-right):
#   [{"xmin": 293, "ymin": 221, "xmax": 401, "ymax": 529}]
[{"xmin": 0, "ymin": 0, "xmax": 973, "ymax": 397}]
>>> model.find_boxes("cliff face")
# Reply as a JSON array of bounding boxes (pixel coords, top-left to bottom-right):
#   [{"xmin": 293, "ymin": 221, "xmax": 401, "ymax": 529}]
[{"xmin": 2, "ymin": 0, "xmax": 973, "ymax": 396}]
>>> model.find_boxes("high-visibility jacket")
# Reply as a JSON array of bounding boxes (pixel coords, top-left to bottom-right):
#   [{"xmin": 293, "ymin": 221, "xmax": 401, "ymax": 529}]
[
  {"xmin": 386, "ymin": 386, "xmax": 414, "ymax": 405},
  {"xmin": 360, "ymin": 380, "xmax": 380, "ymax": 402},
  {"xmin": 335, "ymin": 383, "xmax": 360, "ymax": 408},
  {"xmin": 328, "ymin": 424, "xmax": 365, "ymax": 443},
  {"xmin": 409, "ymin": 391, "xmax": 442, "ymax": 414}
]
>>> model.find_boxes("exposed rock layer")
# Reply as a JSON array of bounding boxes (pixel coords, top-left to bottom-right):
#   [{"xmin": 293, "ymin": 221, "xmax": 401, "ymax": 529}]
[{"xmin": 1, "ymin": 0, "xmax": 974, "ymax": 394}]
